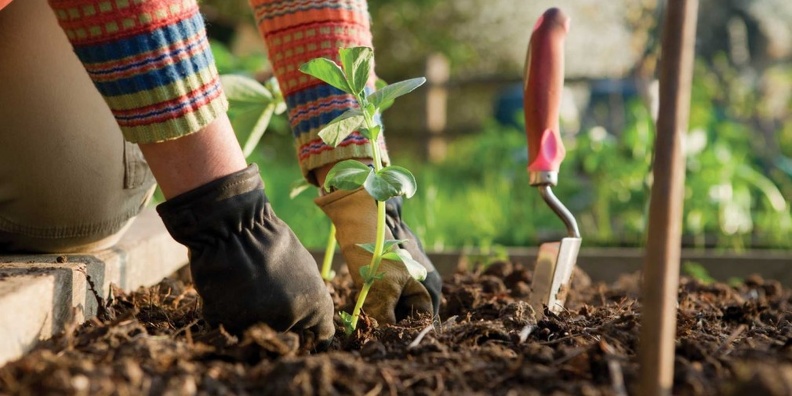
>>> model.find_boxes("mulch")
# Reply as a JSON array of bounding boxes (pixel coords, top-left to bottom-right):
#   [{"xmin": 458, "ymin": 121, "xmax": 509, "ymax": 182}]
[{"xmin": 2, "ymin": 260, "xmax": 791, "ymax": 395}]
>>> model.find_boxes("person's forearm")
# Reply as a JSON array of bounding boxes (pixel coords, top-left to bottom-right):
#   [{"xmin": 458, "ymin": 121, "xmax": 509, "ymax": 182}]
[
  {"xmin": 139, "ymin": 114, "xmax": 246, "ymax": 199},
  {"xmin": 48, "ymin": 0, "xmax": 244, "ymax": 198}
]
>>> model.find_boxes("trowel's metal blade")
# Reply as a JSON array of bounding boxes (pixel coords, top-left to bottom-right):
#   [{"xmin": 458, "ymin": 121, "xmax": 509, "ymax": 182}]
[{"xmin": 530, "ymin": 237, "xmax": 582, "ymax": 316}]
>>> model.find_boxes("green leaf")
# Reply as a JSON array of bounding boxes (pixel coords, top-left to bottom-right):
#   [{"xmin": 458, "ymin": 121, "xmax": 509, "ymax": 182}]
[
  {"xmin": 357, "ymin": 239, "xmax": 407, "ymax": 254},
  {"xmin": 227, "ymin": 106, "xmax": 273, "ymax": 158},
  {"xmin": 364, "ymin": 173, "xmax": 398, "ymax": 201},
  {"xmin": 221, "ymin": 74, "xmax": 273, "ymax": 110},
  {"xmin": 365, "ymin": 166, "xmax": 417, "ymax": 200},
  {"xmin": 365, "ymin": 124, "xmax": 382, "ymax": 142},
  {"xmin": 317, "ymin": 109, "xmax": 365, "ymax": 147},
  {"xmin": 359, "ymin": 265, "xmax": 373, "ymax": 281},
  {"xmin": 368, "ymin": 77, "xmax": 426, "ymax": 109},
  {"xmin": 289, "ymin": 179, "xmax": 312, "ymax": 199},
  {"xmin": 241, "ymin": 106, "xmax": 274, "ymax": 158},
  {"xmin": 324, "ymin": 160, "xmax": 372, "ymax": 192},
  {"xmin": 299, "ymin": 58, "xmax": 351, "ymax": 93},
  {"xmin": 339, "ymin": 311, "xmax": 355, "ymax": 334},
  {"xmin": 375, "ymin": 77, "xmax": 388, "ymax": 90},
  {"xmin": 374, "ymin": 78, "xmax": 395, "ymax": 111},
  {"xmin": 736, "ymin": 164, "xmax": 787, "ymax": 212},
  {"xmin": 381, "ymin": 252, "xmax": 401, "ymax": 261},
  {"xmin": 339, "ymin": 47, "xmax": 374, "ymax": 95},
  {"xmin": 263, "ymin": 77, "xmax": 287, "ymax": 115},
  {"xmin": 394, "ymin": 249, "xmax": 428, "ymax": 281}
]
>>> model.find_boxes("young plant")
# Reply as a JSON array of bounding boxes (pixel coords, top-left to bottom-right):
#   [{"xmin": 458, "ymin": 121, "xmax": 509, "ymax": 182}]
[
  {"xmin": 290, "ymin": 179, "xmax": 337, "ymax": 281},
  {"xmin": 300, "ymin": 47, "xmax": 427, "ymax": 333},
  {"xmin": 220, "ymin": 74, "xmax": 287, "ymax": 158}
]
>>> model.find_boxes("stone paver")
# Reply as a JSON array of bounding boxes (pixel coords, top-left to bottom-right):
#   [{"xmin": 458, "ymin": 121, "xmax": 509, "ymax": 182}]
[{"xmin": 0, "ymin": 209, "xmax": 187, "ymax": 367}]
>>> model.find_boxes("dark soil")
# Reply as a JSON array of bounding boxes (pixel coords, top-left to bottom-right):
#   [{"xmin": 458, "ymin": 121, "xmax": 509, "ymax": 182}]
[{"xmin": 2, "ymin": 260, "xmax": 792, "ymax": 395}]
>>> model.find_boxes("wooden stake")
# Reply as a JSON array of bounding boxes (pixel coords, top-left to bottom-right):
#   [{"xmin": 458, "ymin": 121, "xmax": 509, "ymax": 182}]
[
  {"xmin": 639, "ymin": 1, "xmax": 699, "ymax": 395},
  {"xmin": 425, "ymin": 53, "xmax": 450, "ymax": 163}
]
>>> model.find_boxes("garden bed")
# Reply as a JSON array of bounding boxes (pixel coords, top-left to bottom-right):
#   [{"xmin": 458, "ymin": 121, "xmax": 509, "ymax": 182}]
[{"xmin": 1, "ymin": 260, "xmax": 791, "ymax": 395}]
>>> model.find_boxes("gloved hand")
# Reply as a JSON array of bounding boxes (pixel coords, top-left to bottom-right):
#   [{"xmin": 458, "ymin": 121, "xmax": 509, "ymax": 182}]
[
  {"xmin": 157, "ymin": 164, "xmax": 335, "ymax": 347},
  {"xmin": 316, "ymin": 188, "xmax": 442, "ymax": 325}
]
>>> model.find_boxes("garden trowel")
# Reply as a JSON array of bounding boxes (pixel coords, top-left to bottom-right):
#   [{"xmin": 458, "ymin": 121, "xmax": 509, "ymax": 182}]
[{"xmin": 523, "ymin": 8, "xmax": 581, "ymax": 316}]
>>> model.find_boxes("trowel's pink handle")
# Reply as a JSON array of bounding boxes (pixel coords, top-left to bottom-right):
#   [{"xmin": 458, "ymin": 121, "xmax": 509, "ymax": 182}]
[{"xmin": 524, "ymin": 8, "xmax": 569, "ymax": 173}]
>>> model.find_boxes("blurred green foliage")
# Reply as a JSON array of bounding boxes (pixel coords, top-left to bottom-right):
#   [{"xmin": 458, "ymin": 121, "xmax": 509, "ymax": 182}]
[{"xmin": 203, "ymin": 17, "xmax": 791, "ymax": 252}]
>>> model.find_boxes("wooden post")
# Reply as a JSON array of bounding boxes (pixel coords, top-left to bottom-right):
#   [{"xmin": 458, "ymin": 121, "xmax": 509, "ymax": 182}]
[
  {"xmin": 639, "ymin": 1, "xmax": 699, "ymax": 395},
  {"xmin": 425, "ymin": 53, "xmax": 450, "ymax": 163}
]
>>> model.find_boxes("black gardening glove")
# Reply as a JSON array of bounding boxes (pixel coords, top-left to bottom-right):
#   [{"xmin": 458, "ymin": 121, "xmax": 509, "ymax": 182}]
[
  {"xmin": 385, "ymin": 196, "xmax": 442, "ymax": 316},
  {"xmin": 157, "ymin": 164, "xmax": 334, "ymax": 347}
]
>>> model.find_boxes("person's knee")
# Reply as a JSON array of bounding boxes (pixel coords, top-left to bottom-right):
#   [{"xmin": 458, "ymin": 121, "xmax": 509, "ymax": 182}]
[{"xmin": 0, "ymin": 0, "xmax": 156, "ymax": 253}]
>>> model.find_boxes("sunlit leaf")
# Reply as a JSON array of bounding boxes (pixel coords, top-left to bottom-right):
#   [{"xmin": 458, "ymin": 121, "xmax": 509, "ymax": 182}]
[
  {"xmin": 227, "ymin": 105, "xmax": 274, "ymax": 158},
  {"xmin": 339, "ymin": 311, "xmax": 355, "ymax": 334},
  {"xmin": 381, "ymin": 252, "xmax": 401, "ymax": 261},
  {"xmin": 340, "ymin": 47, "xmax": 373, "ymax": 95},
  {"xmin": 325, "ymin": 160, "xmax": 372, "ymax": 192},
  {"xmin": 374, "ymin": 78, "xmax": 394, "ymax": 111},
  {"xmin": 317, "ymin": 109, "xmax": 365, "ymax": 147},
  {"xmin": 289, "ymin": 179, "xmax": 312, "ymax": 199},
  {"xmin": 241, "ymin": 106, "xmax": 274, "ymax": 158},
  {"xmin": 368, "ymin": 78, "xmax": 426, "ymax": 109},
  {"xmin": 363, "ymin": 172, "xmax": 399, "ymax": 201},
  {"xmin": 362, "ymin": 166, "xmax": 419, "ymax": 201},
  {"xmin": 357, "ymin": 239, "xmax": 407, "ymax": 254},
  {"xmin": 360, "ymin": 123, "xmax": 383, "ymax": 141},
  {"xmin": 394, "ymin": 249, "xmax": 427, "ymax": 281},
  {"xmin": 221, "ymin": 74, "xmax": 273, "ymax": 110},
  {"xmin": 299, "ymin": 58, "xmax": 351, "ymax": 93},
  {"xmin": 264, "ymin": 77, "xmax": 288, "ymax": 115}
]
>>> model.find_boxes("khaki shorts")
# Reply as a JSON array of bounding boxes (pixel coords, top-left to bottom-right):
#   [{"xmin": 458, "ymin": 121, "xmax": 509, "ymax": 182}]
[{"xmin": 0, "ymin": 0, "xmax": 156, "ymax": 253}]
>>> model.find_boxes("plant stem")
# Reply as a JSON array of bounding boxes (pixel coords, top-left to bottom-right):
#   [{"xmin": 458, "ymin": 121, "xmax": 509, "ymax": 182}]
[
  {"xmin": 348, "ymin": 96, "xmax": 388, "ymax": 331},
  {"xmin": 321, "ymin": 223, "xmax": 337, "ymax": 280},
  {"xmin": 241, "ymin": 104, "xmax": 274, "ymax": 158}
]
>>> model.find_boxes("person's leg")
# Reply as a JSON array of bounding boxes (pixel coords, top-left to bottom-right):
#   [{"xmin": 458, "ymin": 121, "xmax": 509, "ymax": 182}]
[
  {"xmin": 0, "ymin": 0, "xmax": 155, "ymax": 253},
  {"xmin": 44, "ymin": 0, "xmax": 334, "ymax": 342},
  {"xmin": 250, "ymin": 0, "xmax": 442, "ymax": 324}
]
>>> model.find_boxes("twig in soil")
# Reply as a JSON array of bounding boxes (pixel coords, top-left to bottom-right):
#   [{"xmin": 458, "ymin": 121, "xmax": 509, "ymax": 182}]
[
  {"xmin": 553, "ymin": 347, "xmax": 587, "ymax": 365},
  {"xmin": 378, "ymin": 368, "xmax": 399, "ymax": 396},
  {"xmin": 518, "ymin": 324, "xmax": 535, "ymax": 344},
  {"xmin": 538, "ymin": 334, "xmax": 577, "ymax": 346},
  {"xmin": 408, "ymin": 324, "xmax": 435, "ymax": 349},
  {"xmin": 173, "ymin": 319, "xmax": 201, "ymax": 345},
  {"xmin": 600, "ymin": 340, "xmax": 628, "ymax": 396},
  {"xmin": 440, "ymin": 315, "xmax": 458, "ymax": 332},
  {"xmin": 715, "ymin": 324, "xmax": 747, "ymax": 356},
  {"xmin": 364, "ymin": 382, "xmax": 383, "ymax": 396}
]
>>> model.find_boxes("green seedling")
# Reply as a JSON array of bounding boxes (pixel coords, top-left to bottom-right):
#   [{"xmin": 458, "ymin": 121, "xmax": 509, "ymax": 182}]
[
  {"xmin": 220, "ymin": 74, "xmax": 287, "ymax": 158},
  {"xmin": 290, "ymin": 179, "xmax": 337, "ymax": 281},
  {"xmin": 300, "ymin": 47, "xmax": 427, "ymax": 333}
]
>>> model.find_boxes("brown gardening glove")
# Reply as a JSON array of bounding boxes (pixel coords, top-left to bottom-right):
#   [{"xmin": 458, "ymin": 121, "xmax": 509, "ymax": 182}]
[
  {"xmin": 157, "ymin": 164, "xmax": 335, "ymax": 348},
  {"xmin": 316, "ymin": 188, "xmax": 441, "ymax": 325}
]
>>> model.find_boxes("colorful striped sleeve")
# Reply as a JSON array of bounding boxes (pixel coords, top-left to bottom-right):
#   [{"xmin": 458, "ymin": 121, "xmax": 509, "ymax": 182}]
[
  {"xmin": 249, "ymin": 0, "xmax": 389, "ymax": 182},
  {"xmin": 48, "ymin": 0, "xmax": 227, "ymax": 144}
]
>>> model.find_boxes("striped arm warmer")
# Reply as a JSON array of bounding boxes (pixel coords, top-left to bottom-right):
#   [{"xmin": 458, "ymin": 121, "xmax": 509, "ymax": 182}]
[
  {"xmin": 48, "ymin": 0, "xmax": 227, "ymax": 144},
  {"xmin": 249, "ymin": 0, "xmax": 389, "ymax": 182}
]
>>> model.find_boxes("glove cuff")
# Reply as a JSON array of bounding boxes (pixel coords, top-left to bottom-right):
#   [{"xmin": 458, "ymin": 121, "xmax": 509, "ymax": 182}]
[
  {"xmin": 315, "ymin": 188, "xmax": 381, "ymax": 283},
  {"xmin": 156, "ymin": 164, "xmax": 265, "ymax": 244}
]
